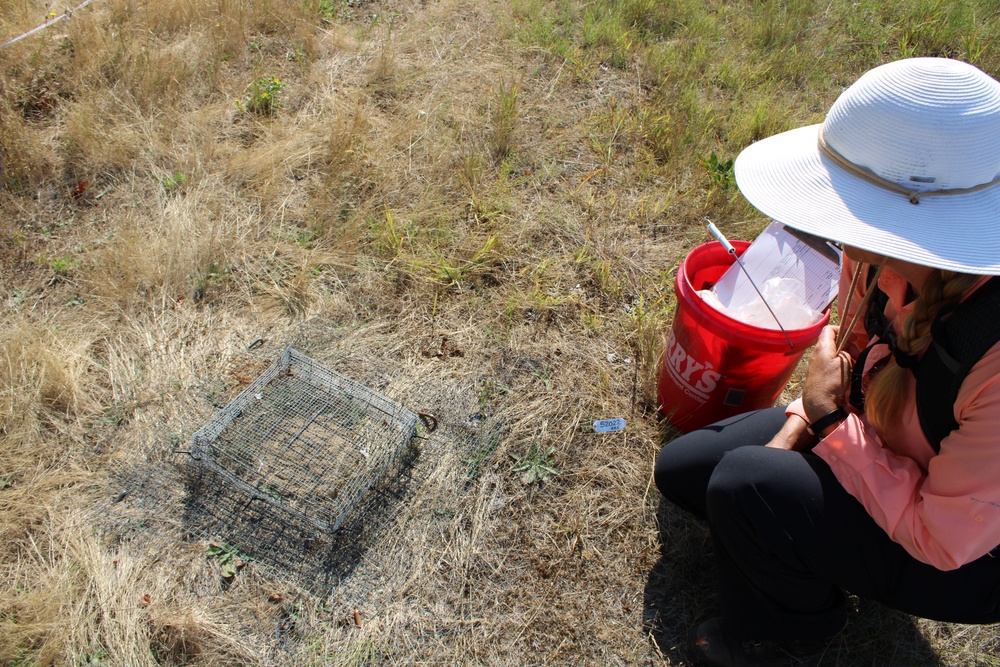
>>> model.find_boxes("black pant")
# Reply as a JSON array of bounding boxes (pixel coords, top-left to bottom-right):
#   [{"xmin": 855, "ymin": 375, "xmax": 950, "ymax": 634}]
[{"xmin": 654, "ymin": 407, "xmax": 1000, "ymax": 642}]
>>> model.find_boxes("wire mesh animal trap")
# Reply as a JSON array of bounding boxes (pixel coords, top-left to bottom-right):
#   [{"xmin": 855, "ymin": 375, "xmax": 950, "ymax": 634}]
[
  {"xmin": 97, "ymin": 327, "xmax": 510, "ymax": 601},
  {"xmin": 186, "ymin": 347, "xmax": 432, "ymax": 534}
]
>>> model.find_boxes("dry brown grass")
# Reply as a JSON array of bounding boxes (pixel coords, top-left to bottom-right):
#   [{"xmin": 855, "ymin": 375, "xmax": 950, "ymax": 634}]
[{"xmin": 2, "ymin": 0, "xmax": 999, "ymax": 665}]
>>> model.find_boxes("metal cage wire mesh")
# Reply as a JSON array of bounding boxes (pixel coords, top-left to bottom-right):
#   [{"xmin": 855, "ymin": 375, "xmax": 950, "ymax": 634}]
[
  {"xmin": 188, "ymin": 347, "xmax": 422, "ymax": 534},
  {"xmin": 96, "ymin": 330, "xmax": 509, "ymax": 602}
]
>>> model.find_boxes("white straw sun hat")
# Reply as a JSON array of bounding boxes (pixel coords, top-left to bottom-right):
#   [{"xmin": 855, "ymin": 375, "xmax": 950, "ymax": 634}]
[{"xmin": 734, "ymin": 57, "xmax": 1000, "ymax": 275}]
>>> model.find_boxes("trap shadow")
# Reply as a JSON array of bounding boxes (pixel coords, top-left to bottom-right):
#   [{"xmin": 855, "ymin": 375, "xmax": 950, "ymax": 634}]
[{"xmin": 643, "ymin": 496, "xmax": 946, "ymax": 666}]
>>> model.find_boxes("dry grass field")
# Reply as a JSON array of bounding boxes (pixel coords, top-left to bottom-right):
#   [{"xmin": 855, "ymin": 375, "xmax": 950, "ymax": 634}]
[{"xmin": 2, "ymin": 0, "xmax": 1000, "ymax": 665}]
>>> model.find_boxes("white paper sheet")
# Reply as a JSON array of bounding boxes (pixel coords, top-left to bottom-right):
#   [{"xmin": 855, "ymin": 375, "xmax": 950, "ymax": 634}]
[{"xmin": 711, "ymin": 220, "xmax": 841, "ymax": 326}]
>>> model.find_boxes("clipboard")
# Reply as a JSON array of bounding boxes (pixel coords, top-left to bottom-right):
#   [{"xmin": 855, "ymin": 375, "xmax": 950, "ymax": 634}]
[{"xmin": 711, "ymin": 220, "xmax": 841, "ymax": 315}]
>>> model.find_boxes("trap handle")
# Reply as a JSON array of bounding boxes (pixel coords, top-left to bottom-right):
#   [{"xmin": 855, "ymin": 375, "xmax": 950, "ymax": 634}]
[{"xmin": 418, "ymin": 412, "xmax": 438, "ymax": 433}]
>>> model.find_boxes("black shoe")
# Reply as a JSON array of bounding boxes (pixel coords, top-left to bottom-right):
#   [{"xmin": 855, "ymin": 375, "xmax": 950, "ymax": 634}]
[{"xmin": 688, "ymin": 617, "xmax": 828, "ymax": 667}]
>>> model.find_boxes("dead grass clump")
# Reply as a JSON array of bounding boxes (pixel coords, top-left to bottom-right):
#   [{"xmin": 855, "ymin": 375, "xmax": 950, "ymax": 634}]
[
  {"xmin": 148, "ymin": 605, "xmax": 263, "ymax": 667},
  {"xmin": 82, "ymin": 184, "xmax": 253, "ymax": 309},
  {"xmin": 0, "ymin": 92, "xmax": 59, "ymax": 193},
  {"xmin": 118, "ymin": 39, "xmax": 200, "ymax": 115},
  {"xmin": 1, "ymin": 55, "xmax": 72, "ymax": 123},
  {"xmin": 0, "ymin": 522, "xmax": 139, "ymax": 665},
  {"xmin": 0, "ymin": 520, "xmax": 265, "ymax": 667},
  {"xmin": 366, "ymin": 40, "xmax": 399, "ymax": 106},
  {"xmin": 0, "ymin": 101, "xmax": 59, "ymax": 191},
  {"xmin": 66, "ymin": 17, "xmax": 171, "ymax": 112},
  {"xmin": 225, "ymin": 121, "xmax": 334, "ymax": 193},
  {"xmin": 132, "ymin": 0, "xmax": 210, "ymax": 35},
  {"xmin": 322, "ymin": 103, "xmax": 368, "ymax": 176},
  {"xmin": 488, "ymin": 75, "xmax": 520, "ymax": 164},
  {"xmin": 61, "ymin": 90, "xmax": 153, "ymax": 178},
  {"xmin": 132, "ymin": 0, "xmax": 309, "ymax": 44},
  {"xmin": 258, "ymin": 266, "xmax": 320, "ymax": 321},
  {"xmin": 0, "ymin": 317, "xmax": 94, "ymax": 440}
]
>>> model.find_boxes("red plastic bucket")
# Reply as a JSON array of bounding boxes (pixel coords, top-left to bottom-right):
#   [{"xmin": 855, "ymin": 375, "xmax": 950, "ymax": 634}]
[{"xmin": 658, "ymin": 241, "xmax": 829, "ymax": 432}]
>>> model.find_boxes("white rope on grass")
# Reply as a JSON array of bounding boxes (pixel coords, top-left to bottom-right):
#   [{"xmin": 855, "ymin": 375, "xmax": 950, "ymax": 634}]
[{"xmin": 0, "ymin": 0, "xmax": 101, "ymax": 52}]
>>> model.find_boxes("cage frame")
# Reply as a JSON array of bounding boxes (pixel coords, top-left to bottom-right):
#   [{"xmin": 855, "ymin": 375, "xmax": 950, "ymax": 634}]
[{"xmin": 185, "ymin": 347, "xmax": 423, "ymax": 534}]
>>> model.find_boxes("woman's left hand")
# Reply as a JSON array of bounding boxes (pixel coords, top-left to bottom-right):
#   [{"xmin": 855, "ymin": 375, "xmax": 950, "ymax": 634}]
[
  {"xmin": 765, "ymin": 415, "xmax": 817, "ymax": 451},
  {"xmin": 803, "ymin": 325, "xmax": 853, "ymax": 423}
]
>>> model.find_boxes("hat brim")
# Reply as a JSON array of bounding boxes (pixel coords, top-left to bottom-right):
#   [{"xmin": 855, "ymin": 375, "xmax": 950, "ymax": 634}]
[{"xmin": 735, "ymin": 124, "xmax": 1000, "ymax": 275}]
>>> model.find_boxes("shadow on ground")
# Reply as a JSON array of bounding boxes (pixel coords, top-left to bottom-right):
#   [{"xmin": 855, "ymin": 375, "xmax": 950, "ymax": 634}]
[
  {"xmin": 179, "ymin": 437, "xmax": 421, "ymax": 597},
  {"xmin": 643, "ymin": 496, "xmax": 944, "ymax": 666}
]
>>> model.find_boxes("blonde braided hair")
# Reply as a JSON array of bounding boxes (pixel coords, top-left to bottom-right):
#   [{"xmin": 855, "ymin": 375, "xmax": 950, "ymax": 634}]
[{"xmin": 864, "ymin": 269, "xmax": 980, "ymax": 436}]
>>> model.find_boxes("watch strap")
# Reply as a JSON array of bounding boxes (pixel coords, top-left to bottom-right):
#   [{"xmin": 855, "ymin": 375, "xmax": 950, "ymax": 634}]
[{"xmin": 807, "ymin": 406, "xmax": 848, "ymax": 437}]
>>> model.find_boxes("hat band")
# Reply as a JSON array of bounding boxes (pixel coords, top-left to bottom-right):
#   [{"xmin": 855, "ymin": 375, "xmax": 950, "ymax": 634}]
[{"xmin": 817, "ymin": 129, "xmax": 1000, "ymax": 205}]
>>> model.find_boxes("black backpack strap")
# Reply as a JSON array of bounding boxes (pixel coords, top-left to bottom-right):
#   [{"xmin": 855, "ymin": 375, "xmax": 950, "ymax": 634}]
[
  {"xmin": 915, "ymin": 277, "xmax": 1000, "ymax": 452},
  {"xmin": 863, "ymin": 266, "xmax": 893, "ymax": 343},
  {"xmin": 849, "ymin": 343, "xmax": 876, "ymax": 412},
  {"xmin": 849, "ymin": 266, "xmax": 893, "ymax": 412}
]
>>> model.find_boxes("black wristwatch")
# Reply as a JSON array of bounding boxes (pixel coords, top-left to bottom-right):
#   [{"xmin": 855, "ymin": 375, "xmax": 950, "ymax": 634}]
[{"xmin": 806, "ymin": 406, "xmax": 848, "ymax": 437}]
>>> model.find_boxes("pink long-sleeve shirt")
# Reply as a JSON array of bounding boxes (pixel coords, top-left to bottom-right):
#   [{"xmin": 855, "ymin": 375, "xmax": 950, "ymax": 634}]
[{"xmin": 787, "ymin": 259, "xmax": 1000, "ymax": 571}]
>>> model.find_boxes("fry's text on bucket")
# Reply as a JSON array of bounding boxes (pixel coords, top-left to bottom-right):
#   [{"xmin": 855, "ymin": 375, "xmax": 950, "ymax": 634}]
[{"xmin": 664, "ymin": 331, "xmax": 721, "ymax": 401}]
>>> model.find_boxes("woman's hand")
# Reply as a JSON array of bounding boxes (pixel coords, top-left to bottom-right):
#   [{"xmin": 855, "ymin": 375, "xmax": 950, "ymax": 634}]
[
  {"xmin": 803, "ymin": 325, "xmax": 853, "ymax": 424},
  {"xmin": 765, "ymin": 414, "xmax": 817, "ymax": 451}
]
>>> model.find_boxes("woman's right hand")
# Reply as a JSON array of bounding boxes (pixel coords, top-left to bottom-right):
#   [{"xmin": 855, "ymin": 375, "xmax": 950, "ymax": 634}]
[{"xmin": 802, "ymin": 325, "xmax": 853, "ymax": 424}]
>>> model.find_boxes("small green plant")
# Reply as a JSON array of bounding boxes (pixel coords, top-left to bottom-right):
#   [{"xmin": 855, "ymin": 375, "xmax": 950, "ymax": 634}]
[
  {"xmin": 238, "ymin": 76, "xmax": 285, "ymax": 117},
  {"xmin": 423, "ymin": 236, "xmax": 497, "ymax": 286},
  {"xmin": 512, "ymin": 441, "xmax": 560, "ymax": 485},
  {"xmin": 588, "ymin": 97, "xmax": 632, "ymax": 167},
  {"xmin": 529, "ymin": 364, "xmax": 553, "ymax": 391},
  {"xmin": 295, "ymin": 227, "xmax": 319, "ymax": 247},
  {"xmin": 82, "ymin": 645, "xmax": 111, "ymax": 666},
  {"xmin": 581, "ymin": 307, "xmax": 605, "ymax": 332},
  {"xmin": 702, "ymin": 151, "xmax": 735, "ymax": 191},
  {"xmin": 370, "ymin": 207, "xmax": 411, "ymax": 258},
  {"xmin": 38, "ymin": 254, "xmax": 77, "ymax": 275},
  {"xmin": 462, "ymin": 433, "xmax": 502, "ymax": 482},
  {"xmin": 206, "ymin": 542, "xmax": 247, "ymax": 580},
  {"xmin": 161, "ymin": 172, "xmax": 189, "ymax": 192},
  {"xmin": 477, "ymin": 377, "xmax": 511, "ymax": 410},
  {"xmin": 261, "ymin": 483, "xmax": 282, "ymax": 500},
  {"xmin": 316, "ymin": 0, "xmax": 340, "ymax": 23}
]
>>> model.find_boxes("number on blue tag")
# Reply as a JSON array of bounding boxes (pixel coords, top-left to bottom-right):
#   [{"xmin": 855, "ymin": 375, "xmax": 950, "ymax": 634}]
[{"xmin": 593, "ymin": 418, "xmax": 625, "ymax": 433}]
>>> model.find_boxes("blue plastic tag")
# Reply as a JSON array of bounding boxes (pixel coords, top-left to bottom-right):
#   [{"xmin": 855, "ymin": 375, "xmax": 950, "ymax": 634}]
[{"xmin": 593, "ymin": 418, "xmax": 626, "ymax": 433}]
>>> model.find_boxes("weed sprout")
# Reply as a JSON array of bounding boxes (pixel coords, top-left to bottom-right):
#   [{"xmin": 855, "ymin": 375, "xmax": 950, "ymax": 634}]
[{"xmin": 238, "ymin": 76, "xmax": 286, "ymax": 117}]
